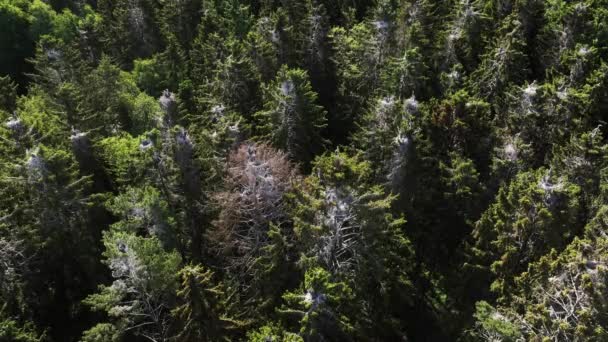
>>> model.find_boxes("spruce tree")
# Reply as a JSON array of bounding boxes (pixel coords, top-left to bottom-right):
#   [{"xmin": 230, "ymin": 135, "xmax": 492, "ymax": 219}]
[{"xmin": 255, "ymin": 66, "xmax": 327, "ymax": 165}]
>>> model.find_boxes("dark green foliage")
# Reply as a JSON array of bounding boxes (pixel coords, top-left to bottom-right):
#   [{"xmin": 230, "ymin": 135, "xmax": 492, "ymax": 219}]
[
  {"xmin": 0, "ymin": 75, "xmax": 17, "ymax": 112},
  {"xmin": 255, "ymin": 66, "xmax": 327, "ymax": 165},
  {"xmin": 471, "ymin": 168, "xmax": 581, "ymax": 301},
  {"xmin": 1, "ymin": 1, "xmax": 608, "ymax": 341},
  {"xmin": 287, "ymin": 151, "xmax": 415, "ymax": 340},
  {"xmin": 171, "ymin": 264, "xmax": 245, "ymax": 341},
  {"xmin": 0, "ymin": 1, "xmax": 34, "ymax": 88},
  {"xmin": 96, "ymin": 0, "xmax": 161, "ymax": 66}
]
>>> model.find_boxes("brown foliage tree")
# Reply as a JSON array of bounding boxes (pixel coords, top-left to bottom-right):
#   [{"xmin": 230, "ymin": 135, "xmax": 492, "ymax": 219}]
[{"xmin": 209, "ymin": 143, "xmax": 298, "ymax": 282}]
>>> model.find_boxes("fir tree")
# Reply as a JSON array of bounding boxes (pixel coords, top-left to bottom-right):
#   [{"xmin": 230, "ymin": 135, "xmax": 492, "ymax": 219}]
[{"xmin": 255, "ymin": 66, "xmax": 327, "ymax": 165}]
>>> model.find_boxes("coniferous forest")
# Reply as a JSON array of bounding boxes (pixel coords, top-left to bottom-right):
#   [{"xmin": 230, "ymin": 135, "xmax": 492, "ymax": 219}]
[{"xmin": 1, "ymin": 0, "xmax": 608, "ymax": 341}]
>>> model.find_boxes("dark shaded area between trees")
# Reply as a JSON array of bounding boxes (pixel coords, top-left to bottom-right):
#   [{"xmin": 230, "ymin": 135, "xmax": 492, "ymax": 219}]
[{"xmin": 1, "ymin": 0, "xmax": 608, "ymax": 341}]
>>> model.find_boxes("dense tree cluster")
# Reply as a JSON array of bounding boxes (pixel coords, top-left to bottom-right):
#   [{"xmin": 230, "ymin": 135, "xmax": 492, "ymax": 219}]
[{"xmin": 1, "ymin": 0, "xmax": 608, "ymax": 341}]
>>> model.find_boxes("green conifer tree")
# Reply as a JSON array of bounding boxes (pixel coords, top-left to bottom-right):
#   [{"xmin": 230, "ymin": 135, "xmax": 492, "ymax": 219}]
[{"xmin": 255, "ymin": 66, "xmax": 327, "ymax": 165}]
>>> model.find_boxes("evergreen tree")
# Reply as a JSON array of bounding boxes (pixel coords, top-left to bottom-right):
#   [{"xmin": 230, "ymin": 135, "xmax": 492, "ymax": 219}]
[
  {"xmin": 84, "ymin": 232, "xmax": 181, "ymax": 341},
  {"xmin": 1, "ymin": 1, "xmax": 608, "ymax": 340},
  {"xmin": 171, "ymin": 264, "xmax": 244, "ymax": 341},
  {"xmin": 289, "ymin": 151, "xmax": 415, "ymax": 339},
  {"xmin": 471, "ymin": 168, "xmax": 581, "ymax": 302},
  {"xmin": 255, "ymin": 66, "xmax": 327, "ymax": 165}
]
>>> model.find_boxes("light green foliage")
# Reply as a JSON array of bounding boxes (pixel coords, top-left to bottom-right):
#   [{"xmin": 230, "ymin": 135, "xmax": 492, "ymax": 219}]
[
  {"xmin": 105, "ymin": 186, "xmax": 176, "ymax": 247},
  {"xmin": 27, "ymin": 0, "xmax": 78, "ymax": 42},
  {"xmin": 80, "ymin": 323, "xmax": 120, "ymax": 342},
  {"xmin": 85, "ymin": 231, "xmax": 181, "ymax": 341},
  {"xmin": 279, "ymin": 267, "xmax": 355, "ymax": 340},
  {"xmin": 0, "ymin": 0, "xmax": 82, "ymax": 87},
  {"xmin": 129, "ymin": 92, "xmax": 161, "ymax": 135},
  {"xmin": 0, "ymin": 310, "xmax": 45, "ymax": 342},
  {"xmin": 247, "ymin": 323, "xmax": 303, "ymax": 342},
  {"xmin": 97, "ymin": 134, "xmax": 151, "ymax": 186},
  {"xmin": 27, "ymin": 0, "xmax": 55, "ymax": 41},
  {"xmin": 16, "ymin": 89, "xmax": 69, "ymax": 145},
  {"xmin": 132, "ymin": 56, "xmax": 168, "ymax": 97},
  {"xmin": 49, "ymin": 9, "xmax": 79, "ymax": 42},
  {"xmin": 469, "ymin": 301, "xmax": 522, "ymax": 341}
]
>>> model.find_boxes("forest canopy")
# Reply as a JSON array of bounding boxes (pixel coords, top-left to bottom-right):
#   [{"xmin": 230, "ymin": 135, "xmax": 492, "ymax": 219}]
[{"xmin": 1, "ymin": 0, "xmax": 608, "ymax": 341}]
